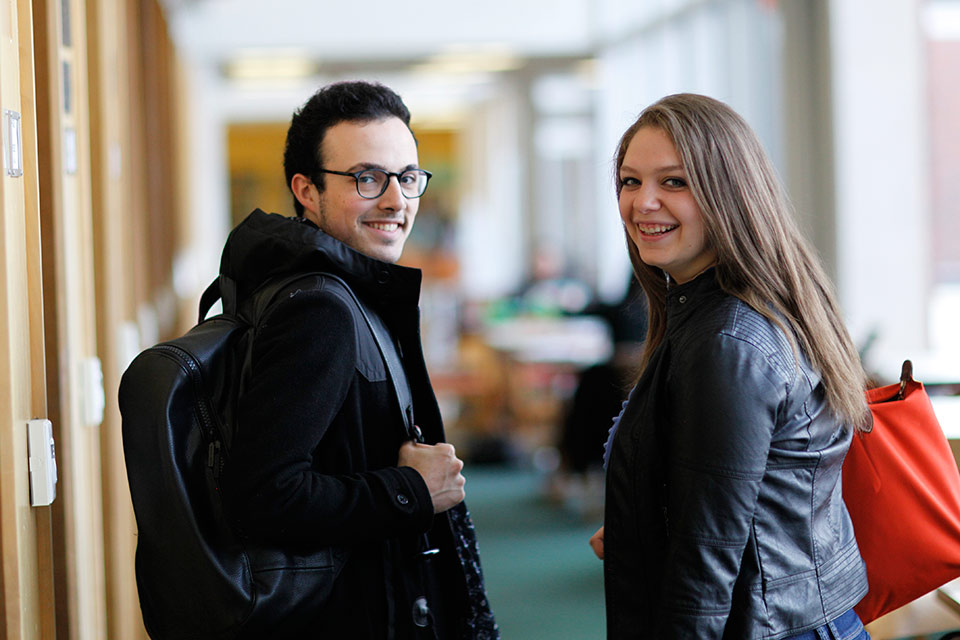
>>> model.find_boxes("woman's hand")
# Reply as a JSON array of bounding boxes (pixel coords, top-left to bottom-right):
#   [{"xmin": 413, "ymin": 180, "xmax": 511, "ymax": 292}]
[{"xmin": 589, "ymin": 526, "xmax": 604, "ymax": 560}]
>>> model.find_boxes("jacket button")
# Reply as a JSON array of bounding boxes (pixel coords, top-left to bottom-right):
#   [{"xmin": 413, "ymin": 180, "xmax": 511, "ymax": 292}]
[
  {"xmin": 678, "ymin": 295, "xmax": 687, "ymax": 304},
  {"xmin": 396, "ymin": 494, "xmax": 409, "ymax": 505}
]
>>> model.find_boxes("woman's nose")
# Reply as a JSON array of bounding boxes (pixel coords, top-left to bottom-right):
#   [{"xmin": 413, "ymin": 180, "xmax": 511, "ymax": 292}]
[{"xmin": 633, "ymin": 185, "xmax": 661, "ymax": 214}]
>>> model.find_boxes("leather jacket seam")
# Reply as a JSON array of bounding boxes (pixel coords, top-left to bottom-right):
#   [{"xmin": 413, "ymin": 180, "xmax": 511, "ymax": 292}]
[
  {"xmin": 798, "ymin": 365, "xmax": 817, "ymax": 447},
  {"xmin": 673, "ymin": 458, "xmax": 765, "ymax": 480},
  {"xmin": 662, "ymin": 602, "xmax": 730, "ymax": 616},
  {"xmin": 670, "ymin": 532, "xmax": 747, "ymax": 548},
  {"xmin": 719, "ymin": 300, "xmax": 797, "ymax": 391},
  {"xmin": 757, "ymin": 567, "xmax": 818, "ymax": 590},
  {"xmin": 716, "ymin": 328, "xmax": 791, "ymax": 392},
  {"xmin": 810, "ymin": 449, "xmax": 826, "ymax": 596}
]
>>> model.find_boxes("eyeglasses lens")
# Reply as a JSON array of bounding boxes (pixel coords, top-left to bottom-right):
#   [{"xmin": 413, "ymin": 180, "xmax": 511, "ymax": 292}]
[{"xmin": 356, "ymin": 170, "xmax": 428, "ymax": 199}]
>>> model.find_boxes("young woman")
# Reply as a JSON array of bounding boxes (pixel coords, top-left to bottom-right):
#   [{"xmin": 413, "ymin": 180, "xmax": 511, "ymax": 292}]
[{"xmin": 594, "ymin": 94, "xmax": 871, "ymax": 639}]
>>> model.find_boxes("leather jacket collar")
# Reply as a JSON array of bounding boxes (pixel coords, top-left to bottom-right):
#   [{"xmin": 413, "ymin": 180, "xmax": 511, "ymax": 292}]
[{"xmin": 665, "ymin": 267, "xmax": 725, "ymax": 325}]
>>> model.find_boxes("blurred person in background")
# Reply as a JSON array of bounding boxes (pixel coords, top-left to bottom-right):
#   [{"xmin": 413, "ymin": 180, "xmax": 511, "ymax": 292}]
[{"xmin": 553, "ymin": 276, "xmax": 646, "ymax": 511}]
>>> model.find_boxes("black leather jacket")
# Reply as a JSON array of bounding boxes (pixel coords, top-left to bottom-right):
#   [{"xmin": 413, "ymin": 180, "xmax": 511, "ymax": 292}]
[{"xmin": 604, "ymin": 269, "xmax": 867, "ymax": 639}]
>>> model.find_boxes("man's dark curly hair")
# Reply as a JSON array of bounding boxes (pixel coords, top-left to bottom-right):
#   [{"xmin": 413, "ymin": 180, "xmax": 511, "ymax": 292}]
[{"xmin": 283, "ymin": 81, "xmax": 414, "ymax": 216}]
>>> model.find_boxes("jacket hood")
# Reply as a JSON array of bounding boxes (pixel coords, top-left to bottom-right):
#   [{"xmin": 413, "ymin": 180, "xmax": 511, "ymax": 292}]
[{"xmin": 219, "ymin": 209, "xmax": 423, "ymax": 307}]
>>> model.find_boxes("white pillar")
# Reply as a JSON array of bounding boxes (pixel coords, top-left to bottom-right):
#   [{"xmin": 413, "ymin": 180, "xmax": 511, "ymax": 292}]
[
  {"xmin": 456, "ymin": 82, "xmax": 527, "ymax": 300},
  {"xmin": 828, "ymin": 0, "xmax": 929, "ymax": 379}
]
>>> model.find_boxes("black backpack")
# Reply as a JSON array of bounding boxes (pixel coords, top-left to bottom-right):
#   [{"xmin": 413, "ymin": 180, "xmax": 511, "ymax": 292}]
[{"xmin": 119, "ymin": 272, "xmax": 373, "ymax": 639}]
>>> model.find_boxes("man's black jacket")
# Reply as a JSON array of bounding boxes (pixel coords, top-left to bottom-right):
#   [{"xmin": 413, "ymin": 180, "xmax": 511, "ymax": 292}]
[{"xmin": 219, "ymin": 210, "xmax": 497, "ymax": 639}]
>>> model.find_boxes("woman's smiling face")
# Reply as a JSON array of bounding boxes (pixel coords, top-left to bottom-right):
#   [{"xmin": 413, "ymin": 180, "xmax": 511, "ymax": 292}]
[{"xmin": 618, "ymin": 127, "xmax": 716, "ymax": 284}]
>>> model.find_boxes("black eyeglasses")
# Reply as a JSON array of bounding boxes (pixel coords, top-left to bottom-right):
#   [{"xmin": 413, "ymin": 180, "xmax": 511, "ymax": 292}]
[{"xmin": 317, "ymin": 168, "xmax": 432, "ymax": 199}]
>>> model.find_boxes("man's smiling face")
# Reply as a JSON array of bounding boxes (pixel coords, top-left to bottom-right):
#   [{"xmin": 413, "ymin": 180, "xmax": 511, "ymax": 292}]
[{"xmin": 303, "ymin": 117, "xmax": 420, "ymax": 263}]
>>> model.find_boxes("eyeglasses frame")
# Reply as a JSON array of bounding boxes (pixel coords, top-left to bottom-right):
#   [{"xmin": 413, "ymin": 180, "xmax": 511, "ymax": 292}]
[{"xmin": 316, "ymin": 167, "xmax": 433, "ymax": 200}]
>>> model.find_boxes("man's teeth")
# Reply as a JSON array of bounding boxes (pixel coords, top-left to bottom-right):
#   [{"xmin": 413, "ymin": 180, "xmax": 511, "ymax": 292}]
[
  {"xmin": 640, "ymin": 224, "xmax": 678, "ymax": 235},
  {"xmin": 369, "ymin": 222, "xmax": 400, "ymax": 231}
]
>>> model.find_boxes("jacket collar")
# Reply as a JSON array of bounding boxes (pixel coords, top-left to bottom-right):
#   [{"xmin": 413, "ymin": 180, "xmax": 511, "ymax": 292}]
[
  {"xmin": 219, "ymin": 209, "xmax": 423, "ymax": 307},
  {"xmin": 665, "ymin": 267, "xmax": 723, "ymax": 325}
]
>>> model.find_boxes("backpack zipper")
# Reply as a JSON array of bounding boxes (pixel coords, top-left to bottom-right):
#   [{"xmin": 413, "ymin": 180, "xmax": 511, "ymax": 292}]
[{"xmin": 153, "ymin": 343, "xmax": 224, "ymax": 479}]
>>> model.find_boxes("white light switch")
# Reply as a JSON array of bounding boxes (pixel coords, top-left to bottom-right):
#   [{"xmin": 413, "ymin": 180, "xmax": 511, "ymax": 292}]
[
  {"xmin": 80, "ymin": 356, "xmax": 105, "ymax": 427},
  {"xmin": 28, "ymin": 419, "xmax": 57, "ymax": 507},
  {"xmin": 3, "ymin": 109, "xmax": 23, "ymax": 177}
]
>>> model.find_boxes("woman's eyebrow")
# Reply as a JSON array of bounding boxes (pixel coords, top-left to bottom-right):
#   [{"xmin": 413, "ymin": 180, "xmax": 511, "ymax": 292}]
[{"xmin": 620, "ymin": 163, "xmax": 685, "ymax": 173}]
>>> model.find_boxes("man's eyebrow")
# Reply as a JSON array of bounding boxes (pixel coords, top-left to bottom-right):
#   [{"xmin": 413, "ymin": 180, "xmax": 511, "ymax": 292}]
[{"xmin": 348, "ymin": 162, "xmax": 420, "ymax": 172}]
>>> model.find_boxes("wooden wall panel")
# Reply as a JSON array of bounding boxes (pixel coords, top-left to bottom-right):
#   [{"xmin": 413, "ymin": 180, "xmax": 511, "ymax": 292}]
[
  {"xmin": 1, "ymin": 0, "xmax": 185, "ymax": 635},
  {"xmin": 32, "ymin": 0, "xmax": 108, "ymax": 635},
  {"xmin": 0, "ymin": 0, "xmax": 56, "ymax": 637},
  {"xmin": 85, "ymin": 0, "xmax": 146, "ymax": 636},
  {"xmin": 138, "ymin": 0, "xmax": 178, "ymax": 340}
]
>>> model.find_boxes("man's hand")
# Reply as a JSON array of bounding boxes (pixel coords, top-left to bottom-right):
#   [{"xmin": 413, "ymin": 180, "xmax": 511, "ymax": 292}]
[
  {"xmin": 589, "ymin": 526, "xmax": 604, "ymax": 560},
  {"xmin": 398, "ymin": 440, "xmax": 465, "ymax": 513}
]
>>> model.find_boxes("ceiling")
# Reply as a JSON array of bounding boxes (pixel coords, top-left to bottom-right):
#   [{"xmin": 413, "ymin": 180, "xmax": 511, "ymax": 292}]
[
  {"xmin": 161, "ymin": 0, "xmax": 603, "ymax": 127},
  {"xmin": 163, "ymin": 0, "xmax": 598, "ymax": 70}
]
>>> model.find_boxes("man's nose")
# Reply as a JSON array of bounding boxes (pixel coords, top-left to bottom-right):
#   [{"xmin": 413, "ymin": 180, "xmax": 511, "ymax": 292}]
[{"xmin": 378, "ymin": 175, "xmax": 406, "ymax": 209}]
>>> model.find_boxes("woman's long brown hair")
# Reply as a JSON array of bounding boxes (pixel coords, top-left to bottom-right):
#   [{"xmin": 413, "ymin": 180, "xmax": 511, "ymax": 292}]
[{"xmin": 615, "ymin": 93, "xmax": 870, "ymax": 430}]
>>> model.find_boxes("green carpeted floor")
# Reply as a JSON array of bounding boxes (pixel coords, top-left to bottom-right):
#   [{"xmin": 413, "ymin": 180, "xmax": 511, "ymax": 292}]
[
  {"xmin": 464, "ymin": 467, "xmax": 960, "ymax": 640},
  {"xmin": 465, "ymin": 467, "xmax": 607, "ymax": 639}
]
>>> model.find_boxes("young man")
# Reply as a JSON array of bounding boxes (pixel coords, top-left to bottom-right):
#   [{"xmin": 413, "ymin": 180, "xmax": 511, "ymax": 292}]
[{"xmin": 218, "ymin": 81, "xmax": 498, "ymax": 639}]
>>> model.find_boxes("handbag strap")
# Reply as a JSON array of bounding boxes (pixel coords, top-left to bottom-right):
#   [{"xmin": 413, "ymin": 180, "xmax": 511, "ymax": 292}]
[{"xmin": 897, "ymin": 359, "xmax": 913, "ymax": 400}]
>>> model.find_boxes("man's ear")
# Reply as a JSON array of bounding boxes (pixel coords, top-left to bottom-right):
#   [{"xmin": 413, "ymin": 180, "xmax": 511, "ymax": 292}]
[{"xmin": 291, "ymin": 173, "xmax": 318, "ymax": 216}]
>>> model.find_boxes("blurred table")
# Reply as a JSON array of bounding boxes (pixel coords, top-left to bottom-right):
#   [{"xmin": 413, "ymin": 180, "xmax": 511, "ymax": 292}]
[
  {"xmin": 941, "ymin": 579, "xmax": 960, "ymax": 616},
  {"xmin": 480, "ymin": 315, "xmax": 613, "ymax": 454},
  {"xmin": 482, "ymin": 315, "xmax": 612, "ymax": 367},
  {"xmin": 865, "ymin": 578, "xmax": 960, "ymax": 639}
]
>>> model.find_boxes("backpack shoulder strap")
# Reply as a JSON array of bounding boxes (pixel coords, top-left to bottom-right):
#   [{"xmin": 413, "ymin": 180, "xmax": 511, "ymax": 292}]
[
  {"xmin": 317, "ymin": 274, "xmax": 420, "ymax": 443},
  {"xmin": 198, "ymin": 278, "xmax": 221, "ymax": 323},
  {"xmin": 220, "ymin": 271, "xmax": 417, "ymax": 441},
  {"xmin": 198, "ymin": 275, "xmax": 237, "ymax": 323},
  {"xmin": 198, "ymin": 271, "xmax": 251, "ymax": 322},
  {"xmin": 199, "ymin": 272, "xmax": 323, "ymax": 323}
]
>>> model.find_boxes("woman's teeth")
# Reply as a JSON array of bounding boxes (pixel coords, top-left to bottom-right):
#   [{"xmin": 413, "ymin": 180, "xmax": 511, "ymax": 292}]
[{"xmin": 640, "ymin": 224, "xmax": 678, "ymax": 236}]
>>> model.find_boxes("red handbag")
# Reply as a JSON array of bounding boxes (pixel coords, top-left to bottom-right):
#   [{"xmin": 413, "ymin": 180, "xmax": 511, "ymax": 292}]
[{"xmin": 842, "ymin": 360, "xmax": 960, "ymax": 624}]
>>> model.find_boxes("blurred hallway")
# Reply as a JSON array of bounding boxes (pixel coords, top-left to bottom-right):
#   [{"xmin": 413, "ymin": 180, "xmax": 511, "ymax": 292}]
[{"xmin": 466, "ymin": 467, "xmax": 606, "ymax": 639}]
